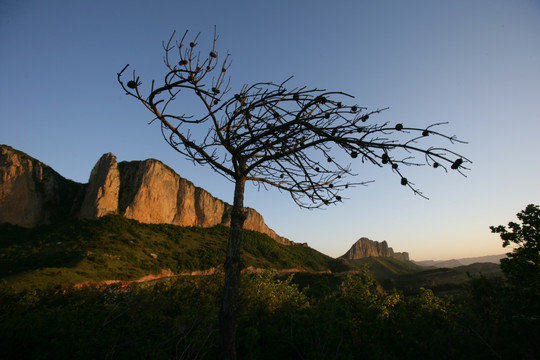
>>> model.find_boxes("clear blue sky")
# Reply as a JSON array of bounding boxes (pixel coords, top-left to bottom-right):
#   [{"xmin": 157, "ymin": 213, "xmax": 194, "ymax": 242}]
[{"xmin": 1, "ymin": 0, "xmax": 539, "ymax": 260}]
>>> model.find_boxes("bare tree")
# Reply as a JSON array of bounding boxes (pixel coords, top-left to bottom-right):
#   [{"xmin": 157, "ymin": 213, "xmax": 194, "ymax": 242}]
[{"xmin": 117, "ymin": 28, "xmax": 469, "ymax": 360}]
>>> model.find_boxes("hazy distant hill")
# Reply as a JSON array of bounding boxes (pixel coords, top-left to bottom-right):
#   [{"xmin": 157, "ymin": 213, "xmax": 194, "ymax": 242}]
[{"xmin": 414, "ymin": 254, "xmax": 506, "ymax": 268}]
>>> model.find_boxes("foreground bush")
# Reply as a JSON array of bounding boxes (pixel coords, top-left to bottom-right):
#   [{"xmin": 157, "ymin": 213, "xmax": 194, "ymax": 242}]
[{"xmin": 1, "ymin": 269, "xmax": 537, "ymax": 359}]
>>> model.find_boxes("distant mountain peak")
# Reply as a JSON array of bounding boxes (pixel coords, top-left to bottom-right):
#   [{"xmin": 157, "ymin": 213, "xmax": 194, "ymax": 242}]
[{"xmin": 340, "ymin": 237, "xmax": 409, "ymax": 262}]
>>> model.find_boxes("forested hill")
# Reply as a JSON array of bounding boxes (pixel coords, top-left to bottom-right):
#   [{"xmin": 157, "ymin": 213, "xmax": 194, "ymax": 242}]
[{"xmin": 0, "ymin": 215, "xmax": 352, "ymax": 291}]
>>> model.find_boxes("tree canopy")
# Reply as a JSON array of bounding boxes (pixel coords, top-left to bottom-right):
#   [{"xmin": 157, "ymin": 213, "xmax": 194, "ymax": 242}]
[{"xmin": 491, "ymin": 204, "xmax": 540, "ymax": 289}]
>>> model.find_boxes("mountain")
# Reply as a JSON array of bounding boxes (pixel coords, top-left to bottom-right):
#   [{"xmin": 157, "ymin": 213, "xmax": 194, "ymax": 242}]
[
  {"xmin": 0, "ymin": 145, "xmax": 294, "ymax": 245},
  {"xmin": 0, "ymin": 146, "xmax": 86, "ymax": 226},
  {"xmin": 340, "ymin": 237, "xmax": 409, "ymax": 262},
  {"xmin": 414, "ymin": 254, "xmax": 506, "ymax": 268}
]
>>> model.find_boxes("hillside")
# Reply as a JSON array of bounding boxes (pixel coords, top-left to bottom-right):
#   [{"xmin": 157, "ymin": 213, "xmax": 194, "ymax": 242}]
[
  {"xmin": 0, "ymin": 215, "xmax": 352, "ymax": 291},
  {"xmin": 340, "ymin": 253, "xmax": 504, "ymax": 296},
  {"xmin": 1, "ymin": 212, "xmax": 506, "ymax": 295},
  {"xmin": 380, "ymin": 262, "xmax": 503, "ymax": 295},
  {"xmin": 344, "ymin": 256, "xmax": 424, "ymax": 279}
]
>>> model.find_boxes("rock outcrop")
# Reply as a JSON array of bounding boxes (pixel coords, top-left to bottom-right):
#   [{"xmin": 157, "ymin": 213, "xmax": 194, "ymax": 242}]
[
  {"xmin": 341, "ymin": 237, "xmax": 409, "ymax": 262},
  {"xmin": 79, "ymin": 153, "xmax": 120, "ymax": 218},
  {"xmin": 0, "ymin": 145, "xmax": 85, "ymax": 226},
  {"xmin": 0, "ymin": 145, "xmax": 293, "ymax": 245},
  {"xmin": 113, "ymin": 158, "xmax": 292, "ymax": 244}
]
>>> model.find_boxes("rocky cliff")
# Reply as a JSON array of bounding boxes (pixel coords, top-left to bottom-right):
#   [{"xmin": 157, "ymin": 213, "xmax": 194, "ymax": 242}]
[
  {"xmin": 79, "ymin": 153, "xmax": 119, "ymax": 219},
  {"xmin": 0, "ymin": 145, "xmax": 293, "ymax": 245},
  {"xmin": 0, "ymin": 145, "xmax": 85, "ymax": 226},
  {"xmin": 341, "ymin": 237, "xmax": 409, "ymax": 262}
]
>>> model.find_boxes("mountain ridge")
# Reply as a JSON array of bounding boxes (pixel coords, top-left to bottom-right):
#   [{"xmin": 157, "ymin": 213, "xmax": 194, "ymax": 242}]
[
  {"xmin": 1, "ymin": 145, "xmax": 503, "ymax": 265},
  {"xmin": 0, "ymin": 144, "xmax": 295, "ymax": 245},
  {"xmin": 340, "ymin": 237, "xmax": 409, "ymax": 262}
]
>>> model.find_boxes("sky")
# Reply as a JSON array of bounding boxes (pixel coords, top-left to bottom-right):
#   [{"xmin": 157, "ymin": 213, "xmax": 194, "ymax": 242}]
[{"xmin": 1, "ymin": 0, "xmax": 539, "ymax": 261}]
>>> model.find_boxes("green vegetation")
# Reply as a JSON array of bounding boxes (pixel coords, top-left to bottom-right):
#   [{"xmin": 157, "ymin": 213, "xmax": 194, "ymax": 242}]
[
  {"xmin": 345, "ymin": 256, "xmax": 424, "ymax": 279},
  {"xmin": 491, "ymin": 204, "xmax": 540, "ymax": 293},
  {"xmin": 0, "ymin": 215, "xmax": 352, "ymax": 291},
  {"xmin": 380, "ymin": 262, "xmax": 503, "ymax": 296},
  {"xmin": 1, "ymin": 267, "xmax": 537, "ymax": 359},
  {"xmin": 1, "ymin": 205, "xmax": 538, "ymax": 359},
  {"xmin": 487, "ymin": 203, "xmax": 540, "ymax": 348}
]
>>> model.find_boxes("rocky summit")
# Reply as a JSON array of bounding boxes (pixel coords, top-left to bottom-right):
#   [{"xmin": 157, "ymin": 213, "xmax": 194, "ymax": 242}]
[
  {"xmin": 0, "ymin": 145, "xmax": 293, "ymax": 245},
  {"xmin": 340, "ymin": 237, "xmax": 409, "ymax": 262}
]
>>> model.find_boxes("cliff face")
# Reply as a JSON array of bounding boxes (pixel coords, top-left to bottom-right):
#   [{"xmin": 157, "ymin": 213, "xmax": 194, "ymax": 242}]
[
  {"xmin": 113, "ymin": 158, "xmax": 292, "ymax": 244},
  {"xmin": 80, "ymin": 153, "xmax": 120, "ymax": 219},
  {"xmin": 341, "ymin": 237, "xmax": 409, "ymax": 262},
  {"xmin": 0, "ymin": 145, "xmax": 292, "ymax": 245},
  {"xmin": 0, "ymin": 145, "xmax": 85, "ymax": 226}
]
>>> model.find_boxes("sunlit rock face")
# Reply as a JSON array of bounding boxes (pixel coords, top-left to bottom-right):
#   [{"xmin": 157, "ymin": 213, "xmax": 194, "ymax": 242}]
[
  {"xmin": 0, "ymin": 145, "xmax": 84, "ymax": 227},
  {"xmin": 242, "ymin": 208, "xmax": 294, "ymax": 245},
  {"xmin": 193, "ymin": 186, "xmax": 227, "ymax": 228},
  {"xmin": 113, "ymin": 158, "xmax": 291, "ymax": 244},
  {"xmin": 341, "ymin": 237, "xmax": 409, "ymax": 261},
  {"xmin": 174, "ymin": 176, "xmax": 198, "ymax": 226},
  {"xmin": 79, "ymin": 153, "xmax": 119, "ymax": 219},
  {"xmin": 119, "ymin": 159, "xmax": 183, "ymax": 225},
  {"xmin": 113, "ymin": 158, "xmax": 228, "ymax": 227},
  {"xmin": 392, "ymin": 252, "xmax": 410, "ymax": 262},
  {"xmin": 0, "ymin": 145, "xmax": 293, "ymax": 245}
]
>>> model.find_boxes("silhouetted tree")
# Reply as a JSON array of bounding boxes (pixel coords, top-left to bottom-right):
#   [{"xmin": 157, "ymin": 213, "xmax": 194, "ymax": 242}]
[
  {"xmin": 491, "ymin": 204, "xmax": 540, "ymax": 316},
  {"xmin": 491, "ymin": 204, "xmax": 540, "ymax": 287},
  {"xmin": 490, "ymin": 204, "xmax": 540, "ymax": 357},
  {"xmin": 118, "ymin": 28, "xmax": 469, "ymax": 360}
]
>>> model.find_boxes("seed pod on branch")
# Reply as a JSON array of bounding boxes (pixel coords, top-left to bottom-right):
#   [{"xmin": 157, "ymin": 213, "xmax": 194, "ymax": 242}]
[{"xmin": 451, "ymin": 158, "xmax": 463, "ymax": 170}]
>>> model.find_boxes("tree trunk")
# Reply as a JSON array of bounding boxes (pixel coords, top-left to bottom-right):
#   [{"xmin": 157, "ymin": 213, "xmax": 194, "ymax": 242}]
[{"xmin": 219, "ymin": 177, "xmax": 246, "ymax": 360}]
